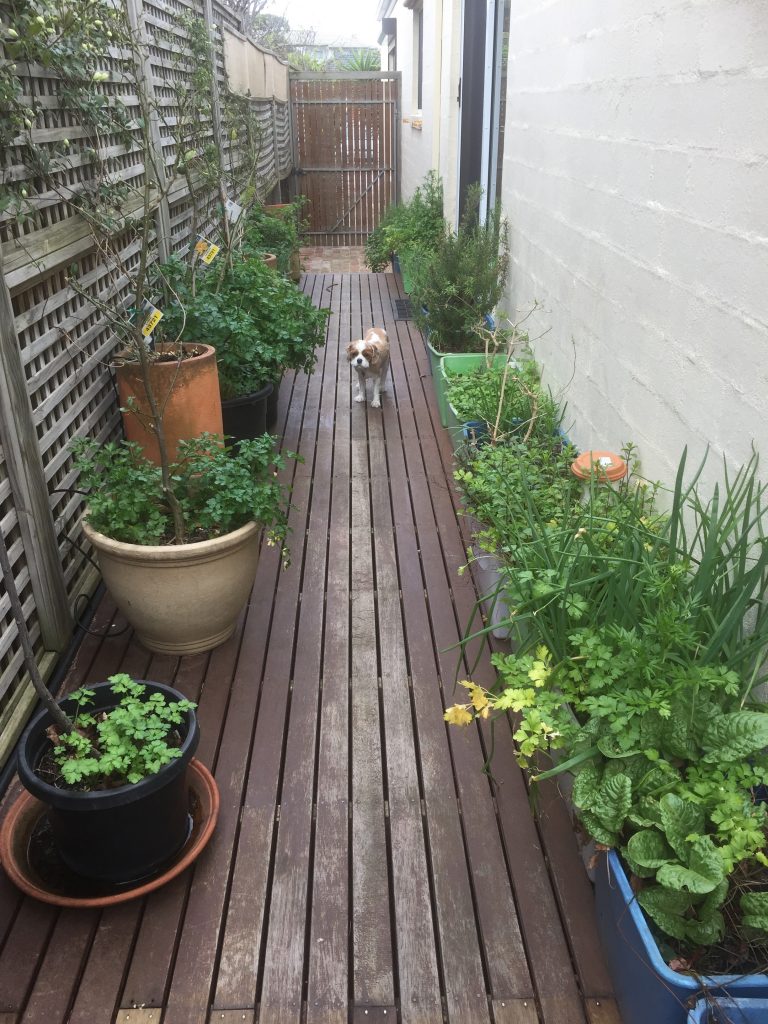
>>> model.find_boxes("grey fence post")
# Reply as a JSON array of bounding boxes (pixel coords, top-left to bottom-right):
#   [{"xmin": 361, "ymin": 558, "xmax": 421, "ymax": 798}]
[{"xmin": 0, "ymin": 248, "xmax": 73, "ymax": 651}]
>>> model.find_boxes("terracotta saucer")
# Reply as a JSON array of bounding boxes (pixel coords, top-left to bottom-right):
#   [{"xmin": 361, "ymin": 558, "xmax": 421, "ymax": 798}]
[
  {"xmin": 571, "ymin": 449, "xmax": 628, "ymax": 482},
  {"xmin": 0, "ymin": 758, "xmax": 219, "ymax": 908}
]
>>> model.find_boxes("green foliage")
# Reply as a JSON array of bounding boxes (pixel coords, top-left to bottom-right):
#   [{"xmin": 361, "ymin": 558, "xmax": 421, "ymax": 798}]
[
  {"xmin": 72, "ymin": 433, "xmax": 296, "ymax": 549},
  {"xmin": 340, "ymin": 49, "xmax": 381, "ymax": 71},
  {"xmin": 51, "ymin": 674, "xmax": 196, "ymax": 788},
  {"xmin": 454, "ymin": 435, "xmax": 581, "ymax": 556},
  {"xmin": 365, "ymin": 171, "xmax": 444, "ymax": 272},
  {"xmin": 449, "ymin": 440, "xmax": 768, "ymax": 948},
  {"xmin": 0, "ymin": 0, "xmax": 132, "ymax": 221},
  {"xmin": 411, "ymin": 185, "xmax": 509, "ymax": 353},
  {"xmin": 161, "ymin": 252, "xmax": 329, "ymax": 399},
  {"xmin": 242, "ymin": 200, "xmax": 305, "ymax": 276},
  {"xmin": 446, "ymin": 360, "xmax": 561, "ymax": 440}
]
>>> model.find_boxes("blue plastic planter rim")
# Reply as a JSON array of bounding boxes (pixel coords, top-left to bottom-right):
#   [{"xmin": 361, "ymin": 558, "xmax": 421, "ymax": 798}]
[
  {"xmin": 688, "ymin": 996, "xmax": 768, "ymax": 1022},
  {"xmin": 607, "ymin": 850, "xmax": 768, "ymax": 995}
]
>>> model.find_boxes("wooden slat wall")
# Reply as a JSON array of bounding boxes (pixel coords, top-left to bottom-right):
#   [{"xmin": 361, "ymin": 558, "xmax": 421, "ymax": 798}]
[
  {"xmin": 290, "ymin": 72, "xmax": 400, "ymax": 246},
  {"xmin": 0, "ymin": 0, "xmax": 292, "ymax": 770}
]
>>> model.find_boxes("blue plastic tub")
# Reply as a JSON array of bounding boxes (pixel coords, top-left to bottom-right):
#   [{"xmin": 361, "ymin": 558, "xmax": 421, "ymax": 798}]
[
  {"xmin": 688, "ymin": 997, "xmax": 768, "ymax": 1022},
  {"xmin": 596, "ymin": 851, "xmax": 768, "ymax": 1024}
]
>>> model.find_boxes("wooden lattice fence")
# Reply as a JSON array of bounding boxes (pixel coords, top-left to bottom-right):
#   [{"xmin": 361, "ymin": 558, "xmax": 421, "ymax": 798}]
[{"xmin": 0, "ymin": 0, "xmax": 292, "ymax": 770}]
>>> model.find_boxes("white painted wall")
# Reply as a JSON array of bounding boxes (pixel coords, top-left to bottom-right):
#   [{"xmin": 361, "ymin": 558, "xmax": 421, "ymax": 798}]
[
  {"xmin": 500, "ymin": 0, "xmax": 768, "ymax": 485},
  {"xmin": 380, "ymin": 0, "xmax": 462, "ymax": 221}
]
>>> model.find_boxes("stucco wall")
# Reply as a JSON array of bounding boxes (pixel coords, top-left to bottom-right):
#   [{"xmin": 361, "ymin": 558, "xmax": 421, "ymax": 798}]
[
  {"xmin": 500, "ymin": 0, "xmax": 768, "ymax": 484},
  {"xmin": 382, "ymin": 0, "xmax": 461, "ymax": 219}
]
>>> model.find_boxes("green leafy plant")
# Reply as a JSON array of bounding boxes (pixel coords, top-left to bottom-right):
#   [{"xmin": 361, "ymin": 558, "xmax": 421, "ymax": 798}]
[
  {"xmin": 365, "ymin": 171, "xmax": 444, "ymax": 272},
  {"xmin": 447, "ymin": 361, "xmax": 561, "ymax": 441},
  {"xmin": 160, "ymin": 253, "xmax": 329, "ymax": 400},
  {"xmin": 242, "ymin": 199, "xmax": 306, "ymax": 276},
  {"xmin": 447, "ymin": 445, "xmax": 768, "ymax": 951},
  {"xmin": 72, "ymin": 432, "xmax": 296, "ymax": 550},
  {"xmin": 48, "ymin": 674, "xmax": 196, "ymax": 788},
  {"xmin": 411, "ymin": 185, "xmax": 509, "ymax": 353}
]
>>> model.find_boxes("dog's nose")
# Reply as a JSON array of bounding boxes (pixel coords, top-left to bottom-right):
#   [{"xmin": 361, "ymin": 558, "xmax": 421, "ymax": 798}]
[{"xmin": 355, "ymin": 357, "xmax": 363, "ymax": 365}]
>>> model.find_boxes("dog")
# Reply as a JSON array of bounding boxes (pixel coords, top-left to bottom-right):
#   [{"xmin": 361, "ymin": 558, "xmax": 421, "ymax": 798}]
[{"xmin": 347, "ymin": 327, "xmax": 390, "ymax": 408}]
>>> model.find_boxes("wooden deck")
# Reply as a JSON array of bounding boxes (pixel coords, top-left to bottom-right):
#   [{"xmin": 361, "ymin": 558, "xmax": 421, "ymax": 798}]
[{"xmin": 0, "ymin": 272, "xmax": 621, "ymax": 1024}]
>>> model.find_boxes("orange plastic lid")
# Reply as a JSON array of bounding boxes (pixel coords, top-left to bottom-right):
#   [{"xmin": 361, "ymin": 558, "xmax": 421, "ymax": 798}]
[{"xmin": 570, "ymin": 450, "xmax": 628, "ymax": 482}]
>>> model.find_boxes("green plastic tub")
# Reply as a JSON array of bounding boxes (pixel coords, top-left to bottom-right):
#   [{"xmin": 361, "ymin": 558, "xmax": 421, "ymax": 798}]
[{"xmin": 437, "ymin": 352, "xmax": 512, "ymax": 429}]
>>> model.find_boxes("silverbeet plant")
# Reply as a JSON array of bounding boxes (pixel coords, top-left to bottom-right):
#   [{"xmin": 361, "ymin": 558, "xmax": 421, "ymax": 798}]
[
  {"xmin": 448, "ymin": 446, "xmax": 768, "ymax": 952},
  {"xmin": 48, "ymin": 675, "xmax": 196, "ymax": 788}
]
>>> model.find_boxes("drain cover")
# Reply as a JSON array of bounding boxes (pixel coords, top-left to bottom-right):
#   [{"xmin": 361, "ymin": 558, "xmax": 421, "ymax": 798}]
[{"xmin": 393, "ymin": 298, "xmax": 414, "ymax": 320}]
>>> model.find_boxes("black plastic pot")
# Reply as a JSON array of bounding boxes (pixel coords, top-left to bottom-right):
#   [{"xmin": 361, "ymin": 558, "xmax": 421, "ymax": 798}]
[
  {"xmin": 222, "ymin": 381, "xmax": 273, "ymax": 442},
  {"xmin": 266, "ymin": 375, "xmax": 281, "ymax": 430},
  {"xmin": 17, "ymin": 681, "xmax": 199, "ymax": 885}
]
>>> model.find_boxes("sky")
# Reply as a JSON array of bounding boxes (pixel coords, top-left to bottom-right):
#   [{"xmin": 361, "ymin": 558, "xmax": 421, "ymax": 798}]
[{"xmin": 261, "ymin": 0, "xmax": 381, "ymax": 48}]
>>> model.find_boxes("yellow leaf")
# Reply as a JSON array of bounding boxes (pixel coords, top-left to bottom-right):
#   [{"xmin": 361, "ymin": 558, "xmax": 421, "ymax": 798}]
[
  {"xmin": 468, "ymin": 685, "xmax": 489, "ymax": 711},
  {"xmin": 444, "ymin": 704, "xmax": 473, "ymax": 726}
]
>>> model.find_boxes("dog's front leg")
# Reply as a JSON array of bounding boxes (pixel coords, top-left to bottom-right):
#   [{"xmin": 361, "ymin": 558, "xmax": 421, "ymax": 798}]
[
  {"xmin": 354, "ymin": 368, "xmax": 366, "ymax": 403},
  {"xmin": 371, "ymin": 357, "xmax": 389, "ymax": 408}
]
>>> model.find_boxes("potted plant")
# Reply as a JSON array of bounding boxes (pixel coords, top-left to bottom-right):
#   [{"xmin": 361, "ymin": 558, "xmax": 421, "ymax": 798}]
[
  {"xmin": 73, "ymin": 432, "xmax": 295, "ymax": 654},
  {"xmin": 162, "ymin": 253, "xmax": 328, "ymax": 440},
  {"xmin": 14, "ymin": 674, "xmax": 199, "ymax": 884},
  {"xmin": 446, "ymin": 446, "xmax": 768, "ymax": 1023},
  {"xmin": 365, "ymin": 171, "xmax": 444, "ymax": 292},
  {"xmin": 411, "ymin": 185, "xmax": 509, "ymax": 377},
  {"xmin": 245, "ymin": 198, "xmax": 307, "ymax": 281}
]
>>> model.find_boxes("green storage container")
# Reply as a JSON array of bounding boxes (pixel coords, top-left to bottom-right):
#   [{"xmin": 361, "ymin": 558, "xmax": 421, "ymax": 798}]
[{"xmin": 437, "ymin": 352, "xmax": 512, "ymax": 429}]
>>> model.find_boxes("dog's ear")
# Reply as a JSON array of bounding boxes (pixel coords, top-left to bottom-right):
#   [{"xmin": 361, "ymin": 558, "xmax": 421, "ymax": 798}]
[
  {"xmin": 347, "ymin": 341, "xmax": 360, "ymax": 359},
  {"xmin": 364, "ymin": 345, "xmax": 379, "ymax": 365}
]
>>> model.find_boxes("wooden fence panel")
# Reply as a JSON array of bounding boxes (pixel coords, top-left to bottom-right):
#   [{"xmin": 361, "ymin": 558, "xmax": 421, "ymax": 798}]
[
  {"xmin": 290, "ymin": 72, "xmax": 400, "ymax": 246},
  {"xmin": 0, "ymin": 0, "xmax": 292, "ymax": 769}
]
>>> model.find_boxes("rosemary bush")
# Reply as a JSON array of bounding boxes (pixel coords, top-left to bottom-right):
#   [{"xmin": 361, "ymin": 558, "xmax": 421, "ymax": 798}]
[{"xmin": 411, "ymin": 186, "xmax": 509, "ymax": 353}]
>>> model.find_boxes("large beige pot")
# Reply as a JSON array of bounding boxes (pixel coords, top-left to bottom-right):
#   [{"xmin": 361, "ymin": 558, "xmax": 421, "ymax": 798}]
[{"xmin": 82, "ymin": 519, "xmax": 260, "ymax": 654}]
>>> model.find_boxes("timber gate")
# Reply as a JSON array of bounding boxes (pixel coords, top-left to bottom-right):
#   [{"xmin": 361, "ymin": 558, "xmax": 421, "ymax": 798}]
[{"xmin": 290, "ymin": 72, "xmax": 400, "ymax": 245}]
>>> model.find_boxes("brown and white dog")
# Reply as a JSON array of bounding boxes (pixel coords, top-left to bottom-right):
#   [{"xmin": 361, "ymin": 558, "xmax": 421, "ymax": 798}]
[{"xmin": 347, "ymin": 327, "xmax": 390, "ymax": 408}]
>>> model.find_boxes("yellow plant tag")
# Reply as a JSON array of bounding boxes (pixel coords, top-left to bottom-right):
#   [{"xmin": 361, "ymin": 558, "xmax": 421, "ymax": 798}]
[
  {"xmin": 141, "ymin": 306, "xmax": 163, "ymax": 337},
  {"xmin": 201, "ymin": 243, "xmax": 220, "ymax": 265}
]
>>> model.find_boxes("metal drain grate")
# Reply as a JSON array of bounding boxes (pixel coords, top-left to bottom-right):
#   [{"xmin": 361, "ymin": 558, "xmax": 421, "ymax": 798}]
[{"xmin": 393, "ymin": 298, "xmax": 414, "ymax": 320}]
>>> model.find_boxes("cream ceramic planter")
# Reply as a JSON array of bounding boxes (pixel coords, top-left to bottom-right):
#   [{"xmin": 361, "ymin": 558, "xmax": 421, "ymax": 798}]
[{"xmin": 82, "ymin": 519, "xmax": 261, "ymax": 654}]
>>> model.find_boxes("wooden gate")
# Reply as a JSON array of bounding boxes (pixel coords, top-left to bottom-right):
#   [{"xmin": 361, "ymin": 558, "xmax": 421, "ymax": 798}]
[{"xmin": 290, "ymin": 72, "xmax": 400, "ymax": 246}]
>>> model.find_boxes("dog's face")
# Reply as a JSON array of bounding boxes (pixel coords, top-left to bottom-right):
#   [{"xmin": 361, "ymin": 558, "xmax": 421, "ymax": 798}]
[{"xmin": 347, "ymin": 339, "xmax": 380, "ymax": 372}]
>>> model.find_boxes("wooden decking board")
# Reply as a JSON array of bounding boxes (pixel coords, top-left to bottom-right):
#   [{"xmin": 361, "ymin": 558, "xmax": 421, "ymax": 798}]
[
  {"xmin": 382, "ymin": 300, "xmax": 534, "ymax": 1002},
  {"xmin": 18, "ymin": 909, "xmax": 99, "ymax": 1023},
  {"xmin": 305, "ymin": 272, "xmax": 352, "ymax": 1024},
  {"xmin": 0, "ymin": 271, "xmax": 619, "ymax": 1024}
]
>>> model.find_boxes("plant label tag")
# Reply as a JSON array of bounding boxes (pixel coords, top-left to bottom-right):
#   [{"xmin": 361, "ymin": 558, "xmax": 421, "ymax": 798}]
[
  {"xmin": 194, "ymin": 236, "xmax": 209, "ymax": 255},
  {"xmin": 201, "ymin": 243, "xmax": 220, "ymax": 265},
  {"xmin": 225, "ymin": 199, "xmax": 243, "ymax": 224},
  {"xmin": 141, "ymin": 304, "xmax": 163, "ymax": 338}
]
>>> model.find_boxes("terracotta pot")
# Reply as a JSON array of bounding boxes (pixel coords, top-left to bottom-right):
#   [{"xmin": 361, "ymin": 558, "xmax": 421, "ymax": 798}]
[
  {"xmin": 115, "ymin": 343, "xmax": 224, "ymax": 465},
  {"xmin": 263, "ymin": 203, "xmax": 292, "ymax": 218},
  {"xmin": 82, "ymin": 519, "xmax": 261, "ymax": 654},
  {"xmin": 262, "ymin": 252, "xmax": 278, "ymax": 270},
  {"xmin": 0, "ymin": 759, "xmax": 218, "ymax": 907}
]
